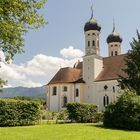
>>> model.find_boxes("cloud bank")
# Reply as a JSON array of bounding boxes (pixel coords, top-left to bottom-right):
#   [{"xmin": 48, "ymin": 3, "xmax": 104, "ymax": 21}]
[
  {"xmin": 0, "ymin": 46, "xmax": 83, "ymax": 87},
  {"xmin": 60, "ymin": 46, "xmax": 84, "ymax": 59}
]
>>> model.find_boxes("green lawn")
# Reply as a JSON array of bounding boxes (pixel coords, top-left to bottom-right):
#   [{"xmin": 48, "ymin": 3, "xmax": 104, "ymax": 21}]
[{"xmin": 0, "ymin": 123, "xmax": 140, "ymax": 140}]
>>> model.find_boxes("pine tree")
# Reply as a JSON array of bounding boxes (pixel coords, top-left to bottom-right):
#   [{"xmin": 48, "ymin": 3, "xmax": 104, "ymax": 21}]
[{"xmin": 118, "ymin": 30, "xmax": 140, "ymax": 95}]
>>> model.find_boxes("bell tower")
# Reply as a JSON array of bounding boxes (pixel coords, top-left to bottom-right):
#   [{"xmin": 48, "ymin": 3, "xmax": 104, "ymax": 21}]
[
  {"xmin": 83, "ymin": 5, "xmax": 103, "ymax": 103},
  {"xmin": 107, "ymin": 20, "xmax": 123, "ymax": 56},
  {"xmin": 84, "ymin": 5, "xmax": 101, "ymax": 56}
]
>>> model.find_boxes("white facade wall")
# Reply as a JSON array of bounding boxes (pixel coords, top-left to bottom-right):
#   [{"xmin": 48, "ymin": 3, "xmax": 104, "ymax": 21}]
[
  {"xmin": 85, "ymin": 30, "xmax": 100, "ymax": 55},
  {"xmin": 47, "ymin": 83, "xmax": 84, "ymax": 112},
  {"xmin": 83, "ymin": 55, "xmax": 103, "ymax": 104},
  {"xmin": 108, "ymin": 42, "xmax": 121, "ymax": 56},
  {"xmin": 93, "ymin": 80, "xmax": 120, "ymax": 111},
  {"xmin": 47, "ymin": 79, "xmax": 121, "ymax": 112},
  {"xmin": 74, "ymin": 84, "xmax": 83, "ymax": 103},
  {"xmin": 83, "ymin": 55, "xmax": 94, "ymax": 103}
]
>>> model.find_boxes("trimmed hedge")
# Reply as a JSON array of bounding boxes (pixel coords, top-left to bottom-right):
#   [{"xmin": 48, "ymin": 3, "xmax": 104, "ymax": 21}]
[
  {"xmin": 66, "ymin": 102, "xmax": 98, "ymax": 123},
  {"xmin": 103, "ymin": 90, "xmax": 140, "ymax": 131},
  {"xmin": 0, "ymin": 99, "xmax": 41, "ymax": 126}
]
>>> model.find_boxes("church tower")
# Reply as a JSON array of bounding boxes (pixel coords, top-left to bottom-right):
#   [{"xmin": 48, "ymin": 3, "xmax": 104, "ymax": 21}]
[
  {"xmin": 107, "ymin": 20, "xmax": 123, "ymax": 56},
  {"xmin": 83, "ymin": 6, "xmax": 103, "ymax": 103},
  {"xmin": 84, "ymin": 6, "xmax": 101, "ymax": 56}
]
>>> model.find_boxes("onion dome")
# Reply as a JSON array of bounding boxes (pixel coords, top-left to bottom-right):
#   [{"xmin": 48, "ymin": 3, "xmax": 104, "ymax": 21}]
[
  {"xmin": 84, "ymin": 5, "xmax": 101, "ymax": 32},
  {"xmin": 84, "ymin": 18, "xmax": 101, "ymax": 32},
  {"xmin": 107, "ymin": 31, "xmax": 122, "ymax": 43},
  {"xmin": 107, "ymin": 20, "xmax": 122, "ymax": 43}
]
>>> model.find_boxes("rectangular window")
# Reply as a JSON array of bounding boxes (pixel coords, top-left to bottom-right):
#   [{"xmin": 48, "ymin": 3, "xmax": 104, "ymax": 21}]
[
  {"xmin": 113, "ymin": 86, "xmax": 115, "ymax": 93},
  {"xmin": 63, "ymin": 96, "xmax": 67, "ymax": 107},
  {"xmin": 88, "ymin": 41, "xmax": 90, "ymax": 46},
  {"xmin": 75, "ymin": 89, "xmax": 79, "ymax": 97},
  {"xmin": 63, "ymin": 86, "xmax": 67, "ymax": 92},
  {"xmin": 103, "ymin": 95, "xmax": 109, "ymax": 107},
  {"xmin": 52, "ymin": 87, "xmax": 57, "ymax": 95},
  {"xmin": 115, "ymin": 51, "xmax": 118, "ymax": 56},
  {"xmin": 92, "ymin": 40, "xmax": 95, "ymax": 46}
]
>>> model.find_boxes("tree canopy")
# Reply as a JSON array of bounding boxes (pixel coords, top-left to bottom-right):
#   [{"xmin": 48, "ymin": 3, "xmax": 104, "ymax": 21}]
[
  {"xmin": 104, "ymin": 89, "xmax": 140, "ymax": 131},
  {"xmin": 0, "ymin": 0, "xmax": 47, "ymax": 88},
  {"xmin": 118, "ymin": 30, "xmax": 140, "ymax": 95}
]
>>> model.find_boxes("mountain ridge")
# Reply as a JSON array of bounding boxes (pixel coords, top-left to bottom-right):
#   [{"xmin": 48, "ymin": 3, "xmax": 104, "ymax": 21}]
[{"xmin": 0, "ymin": 86, "xmax": 46, "ymax": 100}]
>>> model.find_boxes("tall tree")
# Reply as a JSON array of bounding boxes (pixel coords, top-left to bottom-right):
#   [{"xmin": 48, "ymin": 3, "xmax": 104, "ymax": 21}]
[
  {"xmin": 0, "ymin": 0, "xmax": 47, "ymax": 88},
  {"xmin": 118, "ymin": 30, "xmax": 140, "ymax": 95}
]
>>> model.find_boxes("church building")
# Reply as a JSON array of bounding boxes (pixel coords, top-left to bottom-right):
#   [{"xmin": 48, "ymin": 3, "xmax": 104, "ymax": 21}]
[{"xmin": 46, "ymin": 9, "xmax": 127, "ymax": 112}]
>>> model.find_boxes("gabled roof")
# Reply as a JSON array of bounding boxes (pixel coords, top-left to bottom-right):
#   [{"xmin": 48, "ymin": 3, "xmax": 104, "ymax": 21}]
[
  {"xmin": 47, "ymin": 54, "xmax": 128, "ymax": 85},
  {"xmin": 48, "ymin": 67, "xmax": 83, "ymax": 85},
  {"xmin": 95, "ymin": 54, "xmax": 127, "ymax": 82}
]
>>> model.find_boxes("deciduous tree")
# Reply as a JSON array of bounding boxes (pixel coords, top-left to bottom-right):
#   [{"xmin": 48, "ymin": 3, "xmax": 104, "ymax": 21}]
[{"xmin": 0, "ymin": 0, "xmax": 47, "ymax": 88}]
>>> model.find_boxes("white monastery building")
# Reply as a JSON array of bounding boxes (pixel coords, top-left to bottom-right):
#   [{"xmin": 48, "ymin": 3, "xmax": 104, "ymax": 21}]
[{"xmin": 46, "ymin": 9, "xmax": 127, "ymax": 112}]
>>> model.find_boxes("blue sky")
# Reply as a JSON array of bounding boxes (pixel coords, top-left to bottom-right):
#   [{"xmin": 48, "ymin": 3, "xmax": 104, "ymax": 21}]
[{"xmin": 1, "ymin": 0, "xmax": 140, "ymax": 87}]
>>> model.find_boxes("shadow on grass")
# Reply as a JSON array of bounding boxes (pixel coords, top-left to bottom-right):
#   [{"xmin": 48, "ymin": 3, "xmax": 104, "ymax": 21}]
[{"xmin": 85, "ymin": 123, "xmax": 139, "ymax": 132}]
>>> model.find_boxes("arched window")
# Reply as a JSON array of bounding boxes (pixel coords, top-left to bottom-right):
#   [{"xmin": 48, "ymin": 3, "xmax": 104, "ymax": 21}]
[
  {"xmin": 92, "ymin": 40, "xmax": 95, "ymax": 46},
  {"xmin": 88, "ymin": 41, "xmax": 90, "ymax": 47},
  {"xmin": 75, "ymin": 89, "xmax": 79, "ymax": 97},
  {"xmin": 52, "ymin": 86, "xmax": 57, "ymax": 95},
  {"xmin": 103, "ymin": 95, "xmax": 109, "ymax": 107},
  {"xmin": 113, "ymin": 86, "xmax": 115, "ymax": 93},
  {"xmin": 63, "ymin": 96, "xmax": 67, "ymax": 107}
]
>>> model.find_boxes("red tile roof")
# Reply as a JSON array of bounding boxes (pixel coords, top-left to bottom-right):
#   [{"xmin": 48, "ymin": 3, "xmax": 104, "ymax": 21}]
[
  {"xmin": 48, "ymin": 67, "xmax": 83, "ymax": 85},
  {"xmin": 47, "ymin": 54, "xmax": 127, "ymax": 85},
  {"xmin": 95, "ymin": 54, "xmax": 127, "ymax": 81}
]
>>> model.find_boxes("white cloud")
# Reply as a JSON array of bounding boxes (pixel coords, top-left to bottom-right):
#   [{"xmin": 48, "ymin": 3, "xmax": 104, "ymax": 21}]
[
  {"xmin": 0, "ymin": 63, "xmax": 26, "ymax": 80},
  {"xmin": 60, "ymin": 46, "xmax": 84, "ymax": 59},
  {"xmin": 0, "ymin": 46, "xmax": 83, "ymax": 87},
  {"xmin": 18, "ymin": 80, "xmax": 43, "ymax": 88}
]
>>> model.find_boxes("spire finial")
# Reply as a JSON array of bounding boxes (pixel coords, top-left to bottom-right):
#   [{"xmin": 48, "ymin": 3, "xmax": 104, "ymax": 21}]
[
  {"xmin": 90, "ymin": 4, "xmax": 93, "ymax": 19},
  {"xmin": 112, "ymin": 17, "xmax": 115, "ymax": 32}
]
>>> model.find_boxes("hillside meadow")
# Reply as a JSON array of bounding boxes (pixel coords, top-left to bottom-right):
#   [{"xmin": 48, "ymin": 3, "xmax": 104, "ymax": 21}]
[{"xmin": 0, "ymin": 123, "xmax": 140, "ymax": 140}]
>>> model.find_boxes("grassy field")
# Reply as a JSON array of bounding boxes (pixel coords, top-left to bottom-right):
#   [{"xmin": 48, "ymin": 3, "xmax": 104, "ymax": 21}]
[{"xmin": 0, "ymin": 123, "xmax": 140, "ymax": 140}]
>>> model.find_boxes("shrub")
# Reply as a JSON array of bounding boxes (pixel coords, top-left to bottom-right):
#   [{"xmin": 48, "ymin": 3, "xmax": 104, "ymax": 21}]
[
  {"xmin": 46, "ymin": 111, "xmax": 58, "ymax": 120},
  {"xmin": 0, "ymin": 99, "xmax": 41, "ymax": 126},
  {"xmin": 66, "ymin": 102, "xmax": 98, "ymax": 123},
  {"xmin": 94, "ymin": 112, "xmax": 103, "ymax": 123},
  {"xmin": 103, "ymin": 90, "xmax": 140, "ymax": 131},
  {"xmin": 56, "ymin": 111, "xmax": 68, "ymax": 121}
]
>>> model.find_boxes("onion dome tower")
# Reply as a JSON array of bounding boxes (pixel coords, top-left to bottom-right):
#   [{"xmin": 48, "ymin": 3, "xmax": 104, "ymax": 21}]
[
  {"xmin": 84, "ymin": 5, "xmax": 101, "ymax": 56},
  {"xmin": 107, "ymin": 19, "xmax": 122, "ymax": 56}
]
